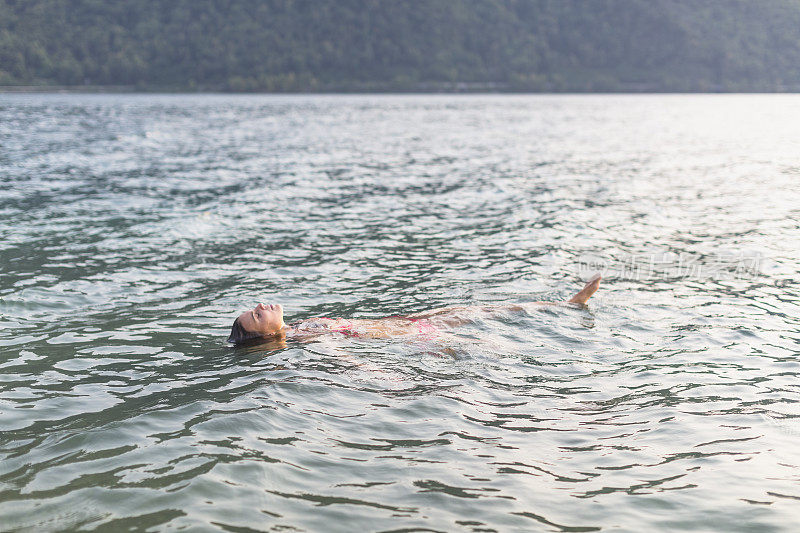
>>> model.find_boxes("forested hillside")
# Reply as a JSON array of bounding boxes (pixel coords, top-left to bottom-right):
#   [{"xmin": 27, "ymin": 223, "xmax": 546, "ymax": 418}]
[{"xmin": 2, "ymin": 0, "xmax": 800, "ymax": 92}]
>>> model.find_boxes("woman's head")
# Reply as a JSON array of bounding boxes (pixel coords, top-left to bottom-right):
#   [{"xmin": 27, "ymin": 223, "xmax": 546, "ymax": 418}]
[{"xmin": 228, "ymin": 303, "xmax": 285, "ymax": 344}]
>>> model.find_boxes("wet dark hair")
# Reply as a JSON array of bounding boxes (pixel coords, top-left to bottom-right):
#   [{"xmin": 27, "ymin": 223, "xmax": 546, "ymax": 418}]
[{"xmin": 227, "ymin": 317, "xmax": 264, "ymax": 345}]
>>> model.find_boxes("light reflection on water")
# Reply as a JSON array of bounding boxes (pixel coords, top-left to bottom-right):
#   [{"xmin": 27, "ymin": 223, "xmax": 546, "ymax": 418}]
[{"xmin": 1, "ymin": 94, "xmax": 800, "ymax": 532}]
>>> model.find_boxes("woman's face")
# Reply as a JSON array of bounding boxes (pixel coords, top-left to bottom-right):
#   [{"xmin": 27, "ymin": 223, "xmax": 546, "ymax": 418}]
[{"xmin": 238, "ymin": 303, "xmax": 285, "ymax": 337}]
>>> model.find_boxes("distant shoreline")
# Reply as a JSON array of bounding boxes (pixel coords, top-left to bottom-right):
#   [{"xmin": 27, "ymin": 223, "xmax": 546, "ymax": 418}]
[
  {"xmin": 5, "ymin": 2, "xmax": 800, "ymax": 100},
  {"xmin": 3, "ymin": 84, "xmax": 800, "ymax": 95}
]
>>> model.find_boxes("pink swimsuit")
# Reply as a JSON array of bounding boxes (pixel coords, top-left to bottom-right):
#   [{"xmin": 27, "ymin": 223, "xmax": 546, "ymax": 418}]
[
  {"xmin": 405, "ymin": 317, "xmax": 438, "ymax": 337},
  {"xmin": 294, "ymin": 316, "xmax": 437, "ymax": 338},
  {"xmin": 328, "ymin": 319, "xmax": 360, "ymax": 337}
]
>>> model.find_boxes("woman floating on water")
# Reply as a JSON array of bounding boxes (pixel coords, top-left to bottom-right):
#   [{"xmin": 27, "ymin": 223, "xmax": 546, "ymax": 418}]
[{"xmin": 227, "ymin": 274, "xmax": 601, "ymax": 345}]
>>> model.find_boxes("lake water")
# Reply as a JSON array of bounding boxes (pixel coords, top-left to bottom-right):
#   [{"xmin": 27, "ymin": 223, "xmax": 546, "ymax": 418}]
[{"xmin": 1, "ymin": 93, "xmax": 800, "ymax": 532}]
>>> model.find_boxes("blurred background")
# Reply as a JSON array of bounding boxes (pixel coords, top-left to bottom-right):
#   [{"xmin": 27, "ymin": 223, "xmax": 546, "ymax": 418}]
[{"xmin": 2, "ymin": 0, "xmax": 800, "ymax": 93}]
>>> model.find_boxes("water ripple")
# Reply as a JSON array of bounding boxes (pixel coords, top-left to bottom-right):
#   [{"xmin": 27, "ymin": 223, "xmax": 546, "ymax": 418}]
[{"xmin": 1, "ymin": 94, "xmax": 800, "ymax": 531}]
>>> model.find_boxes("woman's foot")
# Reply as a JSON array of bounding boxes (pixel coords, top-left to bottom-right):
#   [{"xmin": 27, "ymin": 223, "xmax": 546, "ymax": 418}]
[{"xmin": 568, "ymin": 273, "xmax": 602, "ymax": 304}]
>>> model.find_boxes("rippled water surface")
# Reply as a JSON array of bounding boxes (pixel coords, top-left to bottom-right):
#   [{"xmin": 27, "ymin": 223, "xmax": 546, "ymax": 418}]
[{"xmin": 2, "ymin": 94, "xmax": 800, "ymax": 532}]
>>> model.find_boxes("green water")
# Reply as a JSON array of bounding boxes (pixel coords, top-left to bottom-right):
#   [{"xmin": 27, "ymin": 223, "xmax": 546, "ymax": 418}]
[{"xmin": 1, "ymin": 94, "xmax": 800, "ymax": 532}]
